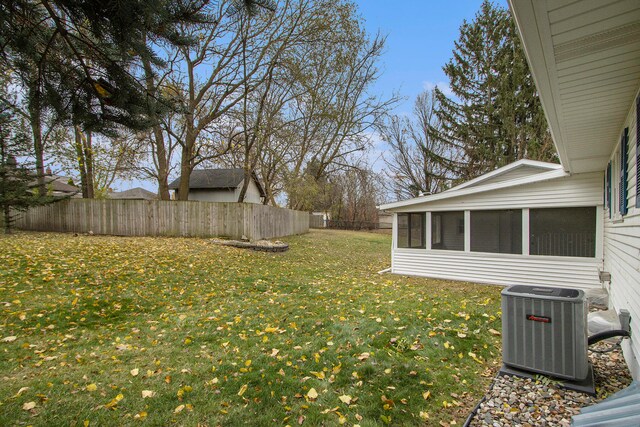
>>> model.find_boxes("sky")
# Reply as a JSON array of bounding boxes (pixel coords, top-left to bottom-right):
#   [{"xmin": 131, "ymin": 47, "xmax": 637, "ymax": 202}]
[
  {"xmin": 356, "ymin": 0, "xmax": 508, "ymax": 115},
  {"xmin": 353, "ymin": 0, "xmax": 509, "ymax": 174},
  {"xmin": 117, "ymin": 0, "xmax": 509, "ymax": 192}
]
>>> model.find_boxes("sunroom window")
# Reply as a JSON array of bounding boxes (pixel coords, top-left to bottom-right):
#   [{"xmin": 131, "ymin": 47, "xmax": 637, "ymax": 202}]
[
  {"xmin": 529, "ymin": 207, "xmax": 596, "ymax": 257},
  {"xmin": 471, "ymin": 210, "xmax": 522, "ymax": 254},
  {"xmin": 431, "ymin": 211, "xmax": 464, "ymax": 251},
  {"xmin": 397, "ymin": 213, "xmax": 425, "ymax": 249}
]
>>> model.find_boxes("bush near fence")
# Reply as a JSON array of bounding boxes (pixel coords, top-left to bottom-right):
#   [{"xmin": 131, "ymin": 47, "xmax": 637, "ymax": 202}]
[{"xmin": 13, "ymin": 199, "xmax": 308, "ymax": 240}]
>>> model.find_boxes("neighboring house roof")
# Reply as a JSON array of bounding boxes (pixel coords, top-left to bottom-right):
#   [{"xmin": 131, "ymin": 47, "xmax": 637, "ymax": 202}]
[
  {"xmin": 38, "ymin": 175, "xmax": 80, "ymax": 196},
  {"xmin": 110, "ymin": 187, "xmax": 157, "ymax": 200},
  {"xmin": 379, "ymin": 160, "xmax": 568, "ymax": 211},
  {"xmin": 509, "ymin": 0, "xmax": 640, "ymax": 173},
  {"xmin": 168, "ymin": 168, "xmax": 266, "ymax": 198}
]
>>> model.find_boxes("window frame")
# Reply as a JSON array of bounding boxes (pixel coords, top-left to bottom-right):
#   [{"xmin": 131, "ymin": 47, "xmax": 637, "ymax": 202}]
[
  {"xmin": 529, "ymin": 207, "xmax": 597, "ymax": 258},
  {"xmin": 430, "ymin": 211, "xmax": 465, "ymax": 251},
  {"xmin": 396, "ymin": 212, "xmax": 426, "ymax": 249},
  {"xmin": 470, "ymin": 209, "xmax": 523, "ymax": 255}
]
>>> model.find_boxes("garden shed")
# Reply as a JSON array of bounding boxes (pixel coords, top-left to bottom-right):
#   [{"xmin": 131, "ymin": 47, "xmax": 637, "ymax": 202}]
[{"xmin": 380, "ymin": 159, "xmax": 604, "ymax": 289}]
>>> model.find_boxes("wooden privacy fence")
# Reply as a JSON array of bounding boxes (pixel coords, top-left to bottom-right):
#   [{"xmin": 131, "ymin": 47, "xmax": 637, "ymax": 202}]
[{"xmin": 15, "ymin": 199, "xmax": 309, "ymax": 240}]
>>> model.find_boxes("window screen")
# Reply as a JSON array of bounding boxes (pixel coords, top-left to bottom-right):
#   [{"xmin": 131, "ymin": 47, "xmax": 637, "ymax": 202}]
[
  {"xmin": 471, "ymin": 210, "xmax": 522, "ymax": 254},
  {"xmin": 431, "ymin": 211, "xmax": 464, "ymax": 251},
  {"xmin": 529, "ymin": 207, "xmax": 596, "ymax": 257},
  {"xmin": 397, "ymin": 213, "xmax": 425, "ymax": 249}
]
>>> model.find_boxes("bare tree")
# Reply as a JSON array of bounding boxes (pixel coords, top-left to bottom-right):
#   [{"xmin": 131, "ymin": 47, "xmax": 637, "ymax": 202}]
[{"xmin": 381, "ymin": 89, "xmax": 461, "ymax": 200}]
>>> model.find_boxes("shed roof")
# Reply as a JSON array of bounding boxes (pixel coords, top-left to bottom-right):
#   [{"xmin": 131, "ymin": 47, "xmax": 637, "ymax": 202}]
[
  {"xmin": 168, "ymin": 168, "xmax": 266, "ymax": 197},
  {"xmin": 110, "ymin": 187, "xmax": 157, "ymax": 200},
  {"xmin": 379, "ymin": 160, "xmax": 567, "ymax": 211}
]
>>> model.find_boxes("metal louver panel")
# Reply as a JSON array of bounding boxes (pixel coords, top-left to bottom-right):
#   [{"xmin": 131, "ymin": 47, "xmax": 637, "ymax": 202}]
[{"xmin": 502, "ymin": 285, "xmax": 588, "ymax": 380}]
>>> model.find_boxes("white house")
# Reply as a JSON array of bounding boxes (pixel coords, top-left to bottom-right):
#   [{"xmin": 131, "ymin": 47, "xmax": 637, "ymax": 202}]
[
  {"xmin": 380, "ymin": 160, "xmax": 603, "ymax": 289},
  {"xmin": 381, "ymin": 0, "xmax": 640, "ymax": 378},
  {"xmin": 168, "ymin": 168, "xmax": 265, "ymax": 204}
]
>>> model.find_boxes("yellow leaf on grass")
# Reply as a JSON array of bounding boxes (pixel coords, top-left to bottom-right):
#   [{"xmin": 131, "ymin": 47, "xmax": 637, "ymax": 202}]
[
  {"xmin": 134, "ymin": 411, "xmax": 147, "ymax": 420},
  {"xmin": 489, "ymin": 329, "xmax": 501, "ymax": 336},
  {"xmin": 105, "ymin": 393, "xmax": 124, "ymax": 409},
  {"xmin": 141, "ymin": 390, "xmax": 155, "ymax": 398},
  {"xmin": 86, "ymin": 383, "xmax": 97, "ymax": 392},
  {"xmin": 22, "ymin": 401, "xmax": 36, "ymax": 410},
  {"xmin": 310, "ymin": 371, "xmax": 325, "ymax": 380},
  {"xmin": 238, "ymin": 384, "xmax": 248, "ymax": 396},
  {"xmin": 130, "ymin": 368, "xmax": 139, "ymax": 377},
  {"xmin": 307, "ymin": 388, "xmax": 318, "ymax": 400},
  {"xmin": 1, "ymin": 336, "xmax": 17, "ymax": 343},
  {"xmin": 174, "ymin": 404, "xmax": 185, "ymax": 414},
  {"xmin": 338, "ymin": 395, "xmax": 352, "ymax": 405},
  {"xmin": 423, "ymin": 390, "xmax": 431, "ymax": 400}
]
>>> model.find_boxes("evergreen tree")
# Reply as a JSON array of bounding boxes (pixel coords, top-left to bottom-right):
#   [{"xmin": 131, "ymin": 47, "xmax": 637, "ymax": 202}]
[
  {"xmin": 0, "ymin": 100, "xmax": 53, "ymax": 234},
  {"xmin": 432, "ymin": 0, "xmax": 556, "ymax": 180},
  {"xmin": 0, "ymin": 0, "xmax": 210, "ymax": 134}
]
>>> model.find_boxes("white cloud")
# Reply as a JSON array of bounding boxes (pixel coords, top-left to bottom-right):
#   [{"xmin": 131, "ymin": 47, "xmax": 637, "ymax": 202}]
[{"xmin": 422, "ymin": 80, "xmax": 454, "ymax": 97}]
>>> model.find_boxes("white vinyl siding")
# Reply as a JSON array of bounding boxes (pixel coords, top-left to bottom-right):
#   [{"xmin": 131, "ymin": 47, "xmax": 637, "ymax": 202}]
[
  {"xmin": 392, "ymin": 249, "xmax": 601, "ymax": 289},
  {"xmin": 390, "ymin": 171, "xmax": 604, "ymax": 289},
  {"xmin": 604, "ymin": 89, "xmax": 640, "ymax": 379},
  {"xmin": 464, "ymin": 165, "xmax": 555, "ymax": 188},
  {"xmin": 394, "ymin": 172, "xmax": 602, "ymax": 212}
]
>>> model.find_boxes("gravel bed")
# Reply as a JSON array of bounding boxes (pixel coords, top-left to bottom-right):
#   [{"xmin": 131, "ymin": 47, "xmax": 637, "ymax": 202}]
[{"xmin": 468, "ymin": 341, "xmax": 632, "ymax": 426}]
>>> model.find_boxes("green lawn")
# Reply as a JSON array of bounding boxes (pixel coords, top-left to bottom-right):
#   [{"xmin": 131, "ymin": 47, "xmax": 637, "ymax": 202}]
[{"xmin": 0, "ymin": 230, "xmax": 502, "ymax": 426}]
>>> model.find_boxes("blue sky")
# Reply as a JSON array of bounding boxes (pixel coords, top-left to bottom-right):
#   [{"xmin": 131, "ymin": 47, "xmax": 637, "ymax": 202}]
[{"xmin": 357, "ymin": 0, "xmax": 508, "ymax": 114}]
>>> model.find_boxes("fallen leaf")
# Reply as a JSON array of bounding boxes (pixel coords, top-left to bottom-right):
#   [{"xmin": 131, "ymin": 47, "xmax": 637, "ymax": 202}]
[
  {"xmin": 489, "ymin": 328, "xmax": 501, "ymax": 336},
  {"xmin": 338, "ymin": 394, "xmax": 352, "ymax": 405},
  {"xmin": 130, "ymin": 368, "xmax": 139, "ymax": 377},
  {"xmin": 2, "ymin": 336, "xmax": 17, "ymax": 343},
  {"xmin": 86, "ymin": 383, "xmax": 97, "ymax": 392},
  {"xmin": 22, "ymin": 401, "xmax": 36, "ymax": 410},
  {"xmin": 307, "ymin": 388, "xmax": 318, "ymax": 400},
  {"xmin": 174, "ymin": 404, "xmax": 185, "ymax": 413},
  {"xmin": 238, "ymin": 384, "xmax": 248, "ymax": 396},
  {"xmin": 134, "ymin": 411, "xmax": 147, "ymax": 420},
  {"xmin": 105, "ymin": 393, "xmax": 124, "ymax": 409},
  {"xmin": 141, "ymin": 390, "xmax": 155, "ymax": 398}
]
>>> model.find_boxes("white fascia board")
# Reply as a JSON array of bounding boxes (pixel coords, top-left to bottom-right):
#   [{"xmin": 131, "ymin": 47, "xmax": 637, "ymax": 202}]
[
  {"xmin": 450, "ymin": 159, "xmax": 562, "ymax": 192},
  {"xmin": 379, "ymin": 168, "xmax": 569, "ymax": 211},
  {"xmin": 508, "ymin": 0, "xmax": 571, "ymax": 172}
]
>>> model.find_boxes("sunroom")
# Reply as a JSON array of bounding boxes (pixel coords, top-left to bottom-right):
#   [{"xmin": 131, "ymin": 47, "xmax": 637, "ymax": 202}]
[{"xmin": 380, "ymin": 160, "xmax": 604, "ymax": 289}]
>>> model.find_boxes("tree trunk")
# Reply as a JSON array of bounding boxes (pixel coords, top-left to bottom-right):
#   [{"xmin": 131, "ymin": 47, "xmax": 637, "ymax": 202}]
[
  {"xmin": 177, "ymin": 138, "xmax": 193, "ymax": 201},
  {"xmin": 154, "ymin": 127, "xmax": 171, "ymax": 200},
  {"xmin": 74, "ymin": 126, "xmax": 94, "ymax": 198},
  {"xmin": 3, "ymin": 205, "xmax": 11, "ymax": 234},
  {"xmin": 141, "ymin": 54, "xmax": 171, "ymax": 201},
  {"xmin": 73, "ymin": 127, "xmax": 88, "ymax": 197},
  {"xmin": 84, "ymin": 131, "xmax": 95, "ymax": 198},
  {"xmin": 29, "ymin": 101, "xmax": 46, "ymax": 197}
]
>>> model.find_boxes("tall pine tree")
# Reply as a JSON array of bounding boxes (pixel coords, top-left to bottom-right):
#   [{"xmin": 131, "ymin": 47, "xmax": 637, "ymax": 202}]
[{"xmin": 432, "ymin": 0, "xmax": 556, "ymax": 180}]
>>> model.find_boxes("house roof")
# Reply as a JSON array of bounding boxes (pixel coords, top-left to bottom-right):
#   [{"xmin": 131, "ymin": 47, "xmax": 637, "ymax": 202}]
[
  {"xmin": 168, "ymin": 168, "xmax": 266, "ymax": 197},
  {"xmin": 379, "ymin": 160, "xmax": 567, "ymax": 211},
  {"xmin": 508, "ymin": 0, "xmax": 640, "ymax": 173},
  {"xmin": 41, "ymin": 175, "xmax": 80, "ymax": 194},
  {"xmin": 110, "ymin": 187, "xmax": 157, "ymax": 200}
]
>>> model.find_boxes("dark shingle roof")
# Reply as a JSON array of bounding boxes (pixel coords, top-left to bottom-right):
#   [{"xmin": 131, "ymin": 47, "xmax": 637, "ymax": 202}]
[
  {"xmin": 110, "ymin": 187, "xmax": 157, "ymax": 200},
  {"xmin": 168, "ymin": 168, "xmax": 265, "ymax": 197}
]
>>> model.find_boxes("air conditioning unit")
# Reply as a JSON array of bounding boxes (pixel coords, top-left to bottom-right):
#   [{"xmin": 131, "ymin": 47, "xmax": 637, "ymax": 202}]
[{"xmin": 501, "ymin": 285, "xmax": 589, "ymax": 381}]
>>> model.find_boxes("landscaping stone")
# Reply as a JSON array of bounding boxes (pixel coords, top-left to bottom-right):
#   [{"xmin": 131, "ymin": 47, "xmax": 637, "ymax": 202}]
[
  {"xmin": 467, "ymin": 341, "xmax": 632, "ymax": 426},
  {"xmin": 211, "ymin": 238, "xmax": 289, "ymax": 252}
]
